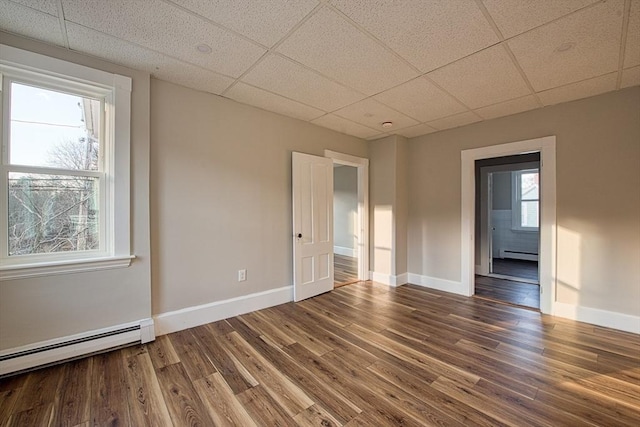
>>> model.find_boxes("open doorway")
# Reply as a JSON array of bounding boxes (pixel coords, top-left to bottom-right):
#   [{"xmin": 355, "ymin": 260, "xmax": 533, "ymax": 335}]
[
  {"xmin": 461, "ymin": 136, "xmax": 556, "ymax": 314},
  {"xmin": 325, "ymin": 150, "xmax": 369, "ymax": 289},
  {"xmin": 333, "ymin": 164, "xmax": 359, "ymax": 287},
  {"xmin": 475, "ymin": 153, "xmax": 541, "ymax": 310}
]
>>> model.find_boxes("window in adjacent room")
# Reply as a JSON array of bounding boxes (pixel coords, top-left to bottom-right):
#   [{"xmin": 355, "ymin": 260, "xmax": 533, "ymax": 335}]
[{"xmin": 512, "ymin": 169, "xmax": 539, "ymax": 231}]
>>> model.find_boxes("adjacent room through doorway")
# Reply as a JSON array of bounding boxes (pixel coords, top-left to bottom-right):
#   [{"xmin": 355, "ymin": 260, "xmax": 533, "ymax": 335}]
[
  {"xmin": 333, "ymin": 164, "xmax": 359, "ymax": 287},
  {"xmin": 475, "ymin": 153, "xmax": 541, "ymax": 310}
]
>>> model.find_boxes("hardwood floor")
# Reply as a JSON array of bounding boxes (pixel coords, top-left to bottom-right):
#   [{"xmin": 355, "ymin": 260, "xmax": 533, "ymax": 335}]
[
  {"xmin": 492, "ymin": 258, "xmax": 539, "ymax": 282},
  {"xmin": 2, "ymin": 282, "xmax": 639, "ymax": 426},
  {"xmin": 475, "ymin": 275, "xmax": 540, "ymax": 310},
  {"xmin": 334, "ymin": 254, "xmax": 358, "ymax": 287}
]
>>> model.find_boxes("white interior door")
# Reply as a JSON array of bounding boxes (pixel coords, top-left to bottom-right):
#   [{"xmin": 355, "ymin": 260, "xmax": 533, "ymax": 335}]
[{"xmin": 292, "ymin": 152, "xmax": 334, "ymax": 302}]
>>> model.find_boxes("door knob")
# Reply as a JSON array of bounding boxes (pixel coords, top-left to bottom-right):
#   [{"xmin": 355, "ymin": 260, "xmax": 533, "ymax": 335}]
[{"xmin": 297, "ymin": 233, "xmax": 302, "ymax": 238}]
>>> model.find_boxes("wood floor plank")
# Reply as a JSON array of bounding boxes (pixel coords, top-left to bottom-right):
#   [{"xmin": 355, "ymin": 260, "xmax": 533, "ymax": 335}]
[
  {"xmin": 169, "ymin": 329, "xmax": 217, "ymax": 381},
  {"xmin": 155, "ymin": 362, "xmax": 215, "ymax": 427},
  {"xmin": 51, "ymin": 357, "xmax": 92, "ymax": 426},
  {"xmin": 247, "ymin": 312, "xmax": 333, "ymax": 356},
  {"xmin": 238, "ymin": 311, "xmax": 296, "ymax": 348},
  {"xmin": 11, "ymin": 364, "xmax": 63, "ymax": 413},
  {"xmin": 244, "ymin": 334, "xmax": 362, "ymax": 424},
  {"xmin": 146, "ymin": 334, "xmax": 180, "ymax": 370},
  {"xmin": 193, "ymin": 372, "xmax": 257, "ymax": 427},
  {"xmin": 90, "ymin": 350, "xmax": 130, "ymax": 427},
  {"xmin": 220, "ymin": 332, "xmax": 314, "ymax": 417},
  {"xmin": 0, "ymin": 388, "xmax": 22, "ymax": 427},
  {"xmin": 6, "ymin": 403, "xmax": 53, "ymax": 427},
  {"xmin": 189, "ymin": 325, "xmax": 256, "ymax": 395},
  {"xmin": 2, "ymin": 281, "xmax": 638, "ymax": 426},
  {"xmin": 123, "ymin": 352, "xmax": 172, "ymax": 426},
  {"xmin": 293, "ymin": 404, "xmax": 342, "ymax": 427},
  {"xmin": 366, "ymin": 359, "xmax": 505, "ymax": 427},
  {"xmin": 236, "ymin": 385, "xmax": 297, "ymax": 427}
]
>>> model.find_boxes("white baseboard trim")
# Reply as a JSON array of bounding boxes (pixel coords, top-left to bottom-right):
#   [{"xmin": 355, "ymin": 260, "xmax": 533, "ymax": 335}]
[
  {"xmin": 370, "ymin": 271, "xmax": 408, "ymax": 287},
  {"xmin": 334, "ymin": 246, "xmax": 356, "ymax": 257},
  {"xmin": 0, "ymin": 318, "xmax": 152, "ymax": 376},
  {"xmin": 407, "ymin": 273, "xmax": 469, "ymax": 296},
  {"xmin": 154, "ymin": 286, "xmax": 292, "ymax": 336},
  {"xmin": 552, "ymin": 302, "xmax": 640, "ymax": 335}
]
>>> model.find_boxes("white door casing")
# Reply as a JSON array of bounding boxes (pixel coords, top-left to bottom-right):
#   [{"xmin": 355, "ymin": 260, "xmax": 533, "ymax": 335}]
[
  {"xmin": 292, "ymin": 152, "xmax": 334, "ymax": 302},
  {"xmin": 461, "ymin": 135, "xmax": 556, "ymax": 314}
]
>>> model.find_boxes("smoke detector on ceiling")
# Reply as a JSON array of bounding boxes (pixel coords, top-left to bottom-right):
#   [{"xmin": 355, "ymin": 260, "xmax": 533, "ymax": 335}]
[
  {"xmin": 196, "ymin": 44, "xmax": 212, "ymax": 54},
  {"xmin": 382, "ymin": 121, "xmax": 393, "ymax": 128},
  {"xmin": 554, "ymin": 42, "xmax": 576, "ymax": 53}
]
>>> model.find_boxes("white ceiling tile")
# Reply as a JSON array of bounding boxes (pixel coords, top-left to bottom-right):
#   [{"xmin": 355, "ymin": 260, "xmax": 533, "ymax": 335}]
[
  {"xmin": 537, "ymin": 72, "xmax": 617, "ymax": 106},
  {"xmin": 277, "ymin": 7, "xmax": 417, "ymax": 95},
  {"xmin": 621, "ymin": 66, "xmax": 640, "ymax": 88},
  {"xmin": 241, "ymin": 54, "xmax": 364, "ymax": 112},
  {"xmin": 225, "ymin": 82, "xmax": 324, "ymax": 121},
  {"xmin": 395, "ymin": 124, "xmax": 438, "ymax": 139},
  {"xmin": 333, "ymin": 98, "xmax": 419, "ymax": 131},
  {"xmin": 373, "ymin": 77, "xmax": 467, "ymax": 122},
  {"xmin": 482, "ymin": 0, "xmax": 598, "ymax": 39},
  {"xmin": 331, "ymin": 0, "xmax": 498, "ymax": 73},
  {"xmin": 428, "ymin": 45, "xmax": 530, "ymax": 109},
  {"xmin": 152, "ymin": 62, "xmax": 235, "ymax": 96},
  {"xmin": 0, "ymin": 0, "xmax": 64, "ymax": 46},
  {"xmin": 624, "ymin": 0, "xmax": 640, "ymax": 68},
  {"xmin": 67, "ymin": 23, "xmax": 234, "ymax": 94},
  {"xmin": 168, "ymin": 0, "xmax": 318, "ymax": 47},
  {"xmin": 427, "ymin": 111, "xmax": 482, "ymax": 131},
  {"xmin": 508, "ymin": 0, "xmax": 624, "ymax": 91},
  {"xmin": 9, "ymin": 0, "xmax": 58, "ymax": 15},
  {"xmin": 311, "ymin": 114, "xmax": 379, "ymax": 139},
  {"xmin": 474, "ymin": 95, "xmax": 540, "ymax": 120},
  {"xmin": 366, "ymin": 133, "xmax": 389, "ymax": 141},
  {"xmin": 61, "ymin": 0, "xmax": 266, "ymax": 78}
]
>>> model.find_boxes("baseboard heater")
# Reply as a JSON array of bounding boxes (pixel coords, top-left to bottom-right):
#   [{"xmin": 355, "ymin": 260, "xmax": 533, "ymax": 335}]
[
  {"xmin": 0, "ymin": 318, "xmax": 154, "ymax": 377},
  {"xmin": 499, "ymin": 249, "xmax": 539, "ymax": 262}
]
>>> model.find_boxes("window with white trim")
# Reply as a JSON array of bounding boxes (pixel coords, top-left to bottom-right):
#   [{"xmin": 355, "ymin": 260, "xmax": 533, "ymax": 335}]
[
  {"xmin": 512, "ymin": 169, "xmax": 539, "ymax": 231},
  {"xmin": 0, "ymin": 45, "xmax": 132, "ymax": 279}
]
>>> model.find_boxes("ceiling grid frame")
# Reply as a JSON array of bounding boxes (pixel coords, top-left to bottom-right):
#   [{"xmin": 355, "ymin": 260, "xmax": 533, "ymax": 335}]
[{"xmin": 0, "ymin": 0, "xmax": 637, "ymax": 140}]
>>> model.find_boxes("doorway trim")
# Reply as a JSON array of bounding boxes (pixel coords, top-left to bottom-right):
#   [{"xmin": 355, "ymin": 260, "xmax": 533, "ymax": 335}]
[
  {"xmin": 325, "ymin": 150, "xmax": 369, "ymax": 282},
  {"xmin": 461, "ymin": 136, "xmax": 556, "ymax": 314}
]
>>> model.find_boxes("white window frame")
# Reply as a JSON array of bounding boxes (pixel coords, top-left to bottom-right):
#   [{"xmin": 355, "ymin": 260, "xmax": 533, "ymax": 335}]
[
  {"xmin": 0, "ymin": 45, "xmax": 133, "ymax": 280},
  {"xmin": 511, "ymin": 168, "xmax": 539, "ymax": 232}
]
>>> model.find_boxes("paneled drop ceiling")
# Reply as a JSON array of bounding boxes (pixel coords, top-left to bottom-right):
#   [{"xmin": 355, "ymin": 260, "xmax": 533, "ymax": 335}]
[{"xmin": 1, "ymin": 0, "xmax": 639, "ymax": 140}]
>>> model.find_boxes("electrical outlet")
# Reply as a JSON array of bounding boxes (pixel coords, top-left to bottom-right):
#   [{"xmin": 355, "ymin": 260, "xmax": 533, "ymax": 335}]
[{"xmin": 238, "ymin": 269, "xmax": 247, "ymax": 282}]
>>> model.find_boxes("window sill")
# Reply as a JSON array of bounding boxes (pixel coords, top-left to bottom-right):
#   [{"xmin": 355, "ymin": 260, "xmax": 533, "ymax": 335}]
[{"xmin": 0, "ymin": 255, "xmax": 135, "ymax": 281}]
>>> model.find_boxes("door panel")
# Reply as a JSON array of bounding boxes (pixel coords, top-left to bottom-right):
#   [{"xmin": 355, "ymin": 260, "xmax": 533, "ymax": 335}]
[{"xmin": 292, "ymin": 152, "xmax": 334, "ymax": 302}]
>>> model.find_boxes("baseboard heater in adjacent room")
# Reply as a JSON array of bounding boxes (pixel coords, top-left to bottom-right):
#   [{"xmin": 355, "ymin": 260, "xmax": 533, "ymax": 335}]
[
  {"xmin": 499, "ymin": 249, "xmax": 539, "ymax": 262},
  {"xmin": 0, "ymin": 318, "xmax": 154, "ymax": 377}
]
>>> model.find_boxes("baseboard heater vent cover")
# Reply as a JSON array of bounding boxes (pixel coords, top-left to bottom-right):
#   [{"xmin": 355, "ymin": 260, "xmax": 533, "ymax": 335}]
[
  {"xmin": 0, "ymin": 318, "xmax": 154, "ymax": 377},
  {"xmin": 499, "ymin": 249, "xmax": 539, "ymax": 262}
]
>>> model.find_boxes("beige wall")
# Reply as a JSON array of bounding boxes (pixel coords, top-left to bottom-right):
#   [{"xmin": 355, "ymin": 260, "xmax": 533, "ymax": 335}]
[
  {"xmin": 333, "ymin": 165, "xmax": 358, "ymax": 251},
  {"xmin": 150, "ymin": 79, "xmax": 367, "ymax": 315},
  {"xmin": 369, "ymin": 135, "xmax": 408, "ymax": 278},
  {"xmin": 395, "ymin": 136, "xmax": 409, "ymax": 276},
  {"xmin": 0, "ymin": 33, "xmax": 152, "ymax": 349},
  {"xmin": 408, "ymin": 87, "xmax": 640, "ymax": 316}
]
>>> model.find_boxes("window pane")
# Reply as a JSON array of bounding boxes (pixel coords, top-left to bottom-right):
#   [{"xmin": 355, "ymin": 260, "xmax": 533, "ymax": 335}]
[
  {"xmin": 8, "ymin": 173, "xmax": 99, "ymax": 256},
  {"xmin": 521, "ymin": 171, "xmax": 539, "ymax": 200},
  {"xmin": 521, "ymin": 201, "xmax": 539, "ymax": 228},
  {"xmin": 9, "ymin": 83, "xmax": 100, "ymax": 171}
]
